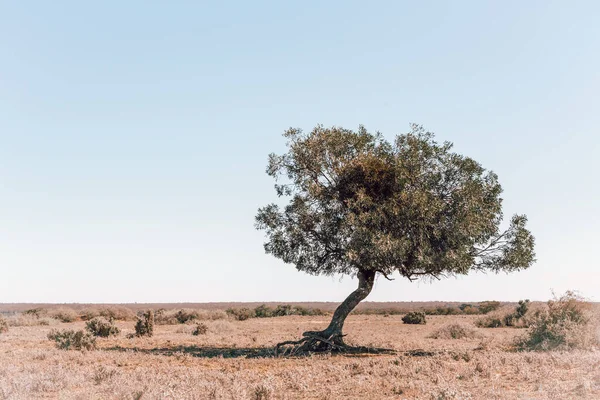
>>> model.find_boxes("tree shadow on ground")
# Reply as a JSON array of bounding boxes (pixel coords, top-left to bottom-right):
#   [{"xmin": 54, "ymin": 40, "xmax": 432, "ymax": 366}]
[
  {"xmin": 106, "ymin": 345, "xmax": 276, "ymax": 359},
  {"xmin": 105, "ymin": 344, "xmax": 402, "ymax": 359}
]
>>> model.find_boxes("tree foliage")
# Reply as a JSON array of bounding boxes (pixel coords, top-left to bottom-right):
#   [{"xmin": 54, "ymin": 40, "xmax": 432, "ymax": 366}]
[{"xmin": 256, "ymin": 124, "xmax": 535, "ymax": 281}]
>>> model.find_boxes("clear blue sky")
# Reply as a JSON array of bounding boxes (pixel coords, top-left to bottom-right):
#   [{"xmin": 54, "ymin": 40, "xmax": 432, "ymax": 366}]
[{"xmin": 1, "ymin": 1, "xmax": 598, "ymax": 303}]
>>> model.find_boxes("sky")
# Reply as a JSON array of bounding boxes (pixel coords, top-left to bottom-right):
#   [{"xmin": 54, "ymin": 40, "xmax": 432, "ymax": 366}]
[{"xmin": 0, "ymin": 1, "xmax": 598, "ymax": 303}]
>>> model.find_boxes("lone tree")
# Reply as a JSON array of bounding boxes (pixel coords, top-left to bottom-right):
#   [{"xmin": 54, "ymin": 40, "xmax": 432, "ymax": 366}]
[{"xmin": 256, "ymin": 124, "xmax": 535, "ymax": 354}]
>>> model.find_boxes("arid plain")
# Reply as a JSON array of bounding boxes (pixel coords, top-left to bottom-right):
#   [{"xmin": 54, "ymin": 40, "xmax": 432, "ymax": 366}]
[{"xmin": 1, "ymin": 303, "xmax": 599, "ymax": 400}]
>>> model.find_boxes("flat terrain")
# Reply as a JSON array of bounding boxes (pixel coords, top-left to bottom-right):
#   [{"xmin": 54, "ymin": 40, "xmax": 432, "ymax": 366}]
[{"xmin": 1, "ymin": 312, "xmax": 599, "ymax": 399}]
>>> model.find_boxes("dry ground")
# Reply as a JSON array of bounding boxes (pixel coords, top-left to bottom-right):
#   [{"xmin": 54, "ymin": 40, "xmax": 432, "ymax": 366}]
[{"xmin": 1, "ymin": 314, "xmax": 599, "ymax": 399}]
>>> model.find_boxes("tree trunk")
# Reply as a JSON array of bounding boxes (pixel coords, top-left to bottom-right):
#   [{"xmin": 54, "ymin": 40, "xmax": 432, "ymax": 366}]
[{"xmin": 303, "ymin": 269, "xmax": 376, "ymax": 345}]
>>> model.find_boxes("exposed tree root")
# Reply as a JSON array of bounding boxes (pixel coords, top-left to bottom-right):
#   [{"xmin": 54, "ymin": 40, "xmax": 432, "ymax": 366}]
[{"xmin": 275, "ymin": 331, "xmax": 396, "ymax": 357}]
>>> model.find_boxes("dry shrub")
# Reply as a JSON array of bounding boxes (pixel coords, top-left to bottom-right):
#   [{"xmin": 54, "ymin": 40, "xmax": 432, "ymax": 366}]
[
  {"xmin": 402, "ymin": 311, "xmax": 426, "ymax": 325},
  {"xmin": 252, "ymin": 384, "xmax": 272, "ymax": 400},
  {"xmin": 226, "ymin": 308, "xmax": 254, "ymax": 321},
  {"xmin": 134, "ymin": 310, "xmax": 154, "ymax": 337},
  {"xmin": 23, "ymin": 308, "xmax": 45, "ymax": 318},
  {"xmin": 516, "ymin": 291, "xmax": 598, "ymax": 351},
  {"xmin": 192, "ymin": 323, "xmax": 208, "ymax": 336},
  {"xmin": 48, "ymin": 329, "xmax": 97, "ymax": 350},
  {"xmin": 85, "ymin": 317, "xmax": 120, "ymax": 337},
  {"xmin": 92, "ymin": 366, "xmax": 117, "ymax": 385},
  {"xmin": 47, "ymin": 308, "xmax": 78, "ymax": 323},
  {"xmin": 429, "ymin": 324, "xmax": 480, "ymax": 340},
  {"xmin": 0, "ymin": 315, "xmax": 8, "ymax": 334}
]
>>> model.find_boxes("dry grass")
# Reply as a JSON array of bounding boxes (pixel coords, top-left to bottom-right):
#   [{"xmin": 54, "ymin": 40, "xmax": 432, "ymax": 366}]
[
  {"xmin": 4, "ymin": 314, "xmax": 61, "ymax": 327},
  {"xmin": 1, "ymin": 311, "xmax": 599, "ymax": 399},
  {"xmin": 428, "ymin": 323, "xmax": 481, "ymax": 340}
]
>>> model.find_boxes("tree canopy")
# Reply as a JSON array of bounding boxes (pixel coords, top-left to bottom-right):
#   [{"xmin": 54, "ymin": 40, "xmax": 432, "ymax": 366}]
[{"xmin": 256, "ymin": 124, "xmax": 535, "ymax": 282}]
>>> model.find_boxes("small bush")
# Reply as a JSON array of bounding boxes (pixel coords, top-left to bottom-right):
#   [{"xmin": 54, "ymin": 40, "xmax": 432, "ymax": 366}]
[
  {"xmin": 429, "ymin": 324, "xmax": 479, "ymax": 340},
  {"xmin": 252, "ymin": 384, "xmax": 272, "ymax": 400},
  {"xmin": 134, "ymin": 310, "xmax": 154, "ymax": 337},
  {"xmin": 402, "ymin": 312, "xmax": 426, "ymax": 325},
  {"xmin": 192, "ymin": 323, "xmax": 208, "ymax": 336},
  {"xmin": 24, "ymin": 308, "xmax": 45, "ymax": 318},
  {"xmin": 48, "ymin": 308, "xmax": 78, "ymax": 323},
  {"xmin": 516, "ymin": 291, "xmax": 597, "ymax": 351},
  {"xmin": 273, "ymin": 304, "xmax": 293, "ymax": 316},
  {"xmin": 475, "ymin": 316, "xmax": 504, "ymax": 328},
  {"xmin": 175, "ymin": 309, "xmax": 200, "ymax": 324},
  {"xmin": 99, "ymin": 307, "xmax": 135, "ymax": 321},
  {"xmin": 85, "ymin": 317, "xmax": 120, "ymax": 337},
  {"xmin": 48, "ymin": 329, "xmax": 97, "ymax": 350},
  {"xmin": 226, "ymin": 308, "xmax": 254, "ymax": 321},
  {"xmin": 79, "ymin": 308, "xmax": 100, "ymax": 321},
  {"xmin": 254, "ymin": 304, "xmax": 273, "ymax": 318},
  {"xmin": 0, "ymin": 316, "xmax": 8, "ymax": 334}
]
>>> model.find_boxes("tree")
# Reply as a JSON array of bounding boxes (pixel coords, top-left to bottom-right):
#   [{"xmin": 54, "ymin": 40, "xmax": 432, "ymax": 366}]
[{"xmin": 256, "ymin": 124, "xmax": 535, "ymax": 354}]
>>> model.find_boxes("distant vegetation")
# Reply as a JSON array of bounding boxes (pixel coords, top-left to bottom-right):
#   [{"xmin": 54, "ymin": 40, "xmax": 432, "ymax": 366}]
[
  {"xmin": 354, "ymin": 301, "xmax": 501, "ymax": 316},
  {"xmin": 226, "ymin": 304, "xmax": 327, "ymax": 321},
  {"xmin": 476, "ymin": 300, "xmax": 531, "ymax": 328}
]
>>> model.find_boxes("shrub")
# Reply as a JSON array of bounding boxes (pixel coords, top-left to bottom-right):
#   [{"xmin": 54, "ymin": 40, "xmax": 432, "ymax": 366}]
[
  {"xmin": 429, "ymin": 324, "xmax": 479, "ymax": 339},
  {"xmin": 85, "ymin": 317, "xmax": 120, "ymax": 337},
  {"xmin": 0, "ymin": 316, "xmax": 8, "ymax": 334},
  {"xmin": 254, "ymin": 304, "xmax": 273, "ymax": 318},
  {"xmin": 475, "ymin": 316, "xmax": 504, "ymax": 328},
  {"xmin": 134, "ymin": 310, "xmax": 154, "ymax": 337},
  {"xmin": 99, "ymin": 307, "xmax": 135, "ymax": 321},
  {"xmin": 273, "ymin": 304, "xmax": 293, "ymax": 316},
  {"xmin": 47, "ymin": 329, "xmax": 97, "ymax": 350},
  {"xmin": 79, "ymin": 308, "xmax": 100, "ymax": 321},
  {"xmin": 24, "ymin": 308, "xmax": 45, "ymax": 318},
  {"xmin": 192, "ymin": 323, "xmax": 208, "ymax": 336},
  {"xmin": 402, "ymin": 312, "xmax": 426, "ymax": 325},
  {"xmin": 516, "ymin": 291, "xmax": 597, "ymax": 351},
  {"xmin": 478, "ymin": 301, "xmax": 501, "ymax": 314},
  {"xmin": 226, "ymin": 308, "xmax": 254, "ymax": 321},
  {"xmin": 252, "ymin": 384, "xmax": 272, "ymax": 400},
  {"xmin": 175, "ymin": 309, "xmax": 200, "ymax": 324},
  {"xmin": 48, "ymin": 308, "xmax": 78, "ymax": 323}
]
